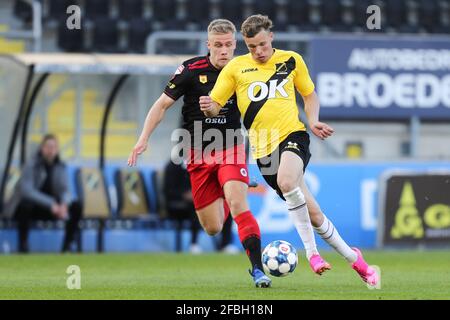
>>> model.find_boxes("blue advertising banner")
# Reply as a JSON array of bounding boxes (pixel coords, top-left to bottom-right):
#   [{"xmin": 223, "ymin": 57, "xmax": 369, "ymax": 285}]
[
  {"xmin": 2, "ymin": 162, "xmax": 449, "ymax": 252},
  {"xmin": 309, "ymin": 35, "xmax": 450, "ymax": 119},
  {"xmin": 244, "ymin": 162, "xmax": 450, "ymax": 250}
]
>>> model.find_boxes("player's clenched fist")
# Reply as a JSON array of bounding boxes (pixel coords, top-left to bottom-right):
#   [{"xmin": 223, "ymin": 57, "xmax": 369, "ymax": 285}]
[{"xmin": 199, "ymin": 96, "xmax": 213, "ymax": 112}]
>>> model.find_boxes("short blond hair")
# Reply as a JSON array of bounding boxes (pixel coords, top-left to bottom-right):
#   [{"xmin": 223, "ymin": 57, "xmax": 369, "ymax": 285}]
[
  {"xmin": 241, "ymin": 14, "xmax": 273, "ymax": 37},
  {"xmin": 207, "ymin": 19, "xmax": 236, "ymax": 35}
]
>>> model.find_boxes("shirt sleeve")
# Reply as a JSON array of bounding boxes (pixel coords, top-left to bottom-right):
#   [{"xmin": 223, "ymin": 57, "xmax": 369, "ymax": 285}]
[
  {"xmin": 20, "ymin": 162, "xmax": 55, "ymax": 210},
  {"xmin": 163, "ymin": 63, "xmax": 190, "ymax": 100},
  {"xmin": 210, "ymin": 62, "xmax": 236, "ymax": 107},
  {"xmin": 293, "ymin": 53, "xmax": 315, "ymax": 97}
]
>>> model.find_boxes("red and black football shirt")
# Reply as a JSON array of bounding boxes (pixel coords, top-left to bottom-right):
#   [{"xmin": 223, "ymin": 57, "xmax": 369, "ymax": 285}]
[{"xmin": 164, "ymin": 55, "xmax": 242, "ymax": 150}]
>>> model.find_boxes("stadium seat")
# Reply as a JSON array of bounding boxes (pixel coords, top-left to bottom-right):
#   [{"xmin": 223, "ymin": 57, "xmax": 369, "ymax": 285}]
[
  {"xmin": 418, "ymin": 0, "xmax": 439, "ymax": 32},
  {"xmin": 286, "ymin": 0, "xmax": 310, "ymax": 28},
  {"xmin": 185, "ymin": 0, "xmax": 211, "ymax": 25},
  {"xmin": 218, "ymin": 0, "xmax": 243, "ymax": 26},
  {"xmin": 48, "ymin": 0, "xmax": 79, "ymax": 21},
  {"xmin": 384, "ymin": 0, "xmax": 408, "ymax": 30},
  {"xmin": 253, "ymin": 0, "xmax": 276, "ymax": 18},
  {"xmin": 320, "ymin": 0, "xmax": 343, "ymax": 28},
  {"xmin": 128, "ymin": 18, "xmax": 153, "ymax": 53},
  {"xmin": 153, "ymin": 0, "xmax": 177, "ymax": 23},
  {"xmin": 91, "ymin": 18, "xmax": 119, "ymax": 52},
  {"xmin": 114, "ymin": 169, "xmax": 150, "ymax": 219},
  {"xmin": 75, "ymin": 167, "xmax": 110, "ymax": 219},
  {"xmin": 85, "ymin": 0, "xmax": 110, "ymax": 20},
  {"xmin": 75, "ymin": 167, "xmax": 112, "ymax": 252},
  {"xmin": 57, "ymin": 19, "xmax": 84, "ymax": 52},
  {"xmin": 118, "ymin": 0, "xmax": 144, "ymax": 21},
  {"xmin": 13, "ymin": 0, "xmax": 33, "ymax": 24}
]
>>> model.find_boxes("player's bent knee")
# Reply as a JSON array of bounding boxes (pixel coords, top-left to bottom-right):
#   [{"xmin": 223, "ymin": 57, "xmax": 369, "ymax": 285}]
[
  {"xmin": 277, "ymin": 177, "xmax": 298, "ymax": 194},
  {"xmin": 202, "ymin": 223, "xmax": 223, "ymax": 236},
  {"xmin": 226, "ymin": 198, "xmax": 248, "ymax": 216}
]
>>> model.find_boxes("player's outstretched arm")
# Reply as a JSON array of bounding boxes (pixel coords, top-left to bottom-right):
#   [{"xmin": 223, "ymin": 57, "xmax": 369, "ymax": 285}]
[
  {"xmin": 199, "ymin": 96, "xmax": 222, "ymax": 117},
  {"xmin": 127, "ymin": 93, "xmax": 175, "ymax": 166},
  {"xmin": 302, "ymin": 91, "xmax": 334, "ymax": 140}
]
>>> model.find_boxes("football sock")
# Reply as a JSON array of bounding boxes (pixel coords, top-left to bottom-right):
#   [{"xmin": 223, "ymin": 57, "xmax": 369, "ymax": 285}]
[
  {"xmin": 283, "ymin": 187, "xmax": 319, "ymax": 260},
  {"xmin": 234, "ymin": 210, "xmax": 264, "ymax": 271},
  {"xmin": 314, "ymin": 215, "xmax": 358, "ymax": 263}
]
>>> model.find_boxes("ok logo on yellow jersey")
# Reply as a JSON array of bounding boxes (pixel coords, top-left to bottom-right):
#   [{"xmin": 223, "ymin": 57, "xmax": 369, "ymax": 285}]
[{"xmin": 247, "ymin": 79, "xmax": 289, "ymax": 102}]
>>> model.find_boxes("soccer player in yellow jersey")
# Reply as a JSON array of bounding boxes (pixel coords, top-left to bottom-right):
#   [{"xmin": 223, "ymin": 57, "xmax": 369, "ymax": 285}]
[{"xmin": 200, "ymin": 15, "xmax": 379, "ymax": 286}]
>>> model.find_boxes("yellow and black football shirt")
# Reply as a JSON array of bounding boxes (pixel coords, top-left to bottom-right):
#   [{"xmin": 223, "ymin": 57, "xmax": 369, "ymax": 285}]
[{"xmin": 210, "ymin": 49, "xmax": 315, "ymax": 159}]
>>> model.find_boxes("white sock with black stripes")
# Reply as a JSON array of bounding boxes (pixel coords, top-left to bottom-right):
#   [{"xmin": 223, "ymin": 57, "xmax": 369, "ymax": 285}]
[
  {"xmin": 283, "ymin": 187, "xmax": 319, "ymax": 260},
  {"xmin": 314, "ymin": 215, "xmax": 358, "ymax": 263}
]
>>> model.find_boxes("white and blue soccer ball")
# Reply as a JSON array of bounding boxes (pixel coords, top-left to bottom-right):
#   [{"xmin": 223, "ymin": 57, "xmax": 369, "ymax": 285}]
[{"xmin": 262, "ymin": 240, "xmax": 298, "ymax": 277}]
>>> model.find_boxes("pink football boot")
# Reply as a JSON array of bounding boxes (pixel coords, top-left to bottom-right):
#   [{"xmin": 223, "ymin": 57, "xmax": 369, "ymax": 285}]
[
  {"xmin": 351, "ymin": 248, "xmax": 379, "ymax": 286},
  {"xmin": 309, "ymin": 254, "xmax": 332, "ymax": 275}
]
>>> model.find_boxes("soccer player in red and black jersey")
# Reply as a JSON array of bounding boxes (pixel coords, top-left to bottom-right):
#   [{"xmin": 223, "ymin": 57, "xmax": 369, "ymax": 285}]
[{"xmin": 128, "ymin": 19, "xmax": 271, "ymax": 288}]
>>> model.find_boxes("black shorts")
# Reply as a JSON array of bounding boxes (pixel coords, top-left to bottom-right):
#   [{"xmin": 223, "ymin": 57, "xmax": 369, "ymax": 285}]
[{"xmin": 256, "ymin": 131, "xmax": 311, "ymax": 200}]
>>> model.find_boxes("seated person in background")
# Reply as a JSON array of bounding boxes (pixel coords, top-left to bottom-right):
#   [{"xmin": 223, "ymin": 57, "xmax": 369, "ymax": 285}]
[
  {"xmin": 10, "ymin": 134, "xmax": 82, "ymax": 253},
  {"xmin": 163, "ymin": 160, "xmax": 201, "ymax": 253}
]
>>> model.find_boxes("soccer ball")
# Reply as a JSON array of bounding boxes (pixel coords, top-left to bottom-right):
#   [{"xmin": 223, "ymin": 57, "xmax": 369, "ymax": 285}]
[{"xmin": 262, "ymin": 240, "xmax": 298, "ymax": 277}]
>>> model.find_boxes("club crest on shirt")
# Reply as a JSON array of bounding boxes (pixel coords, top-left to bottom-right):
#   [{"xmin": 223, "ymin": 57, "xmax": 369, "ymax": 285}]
[
  {"xmin": 275, "ymin": 63, "xmax": 288, "ymax": 75},
  {"xmin": 199, "ymin": 75, "xmax": 208, "ymax": 84}
]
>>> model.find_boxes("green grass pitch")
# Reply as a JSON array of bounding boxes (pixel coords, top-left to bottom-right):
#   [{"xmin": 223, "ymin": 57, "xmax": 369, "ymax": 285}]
[{"xmin": 0, "ymin": 250, "xmax": 449, "ymax": 299}]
